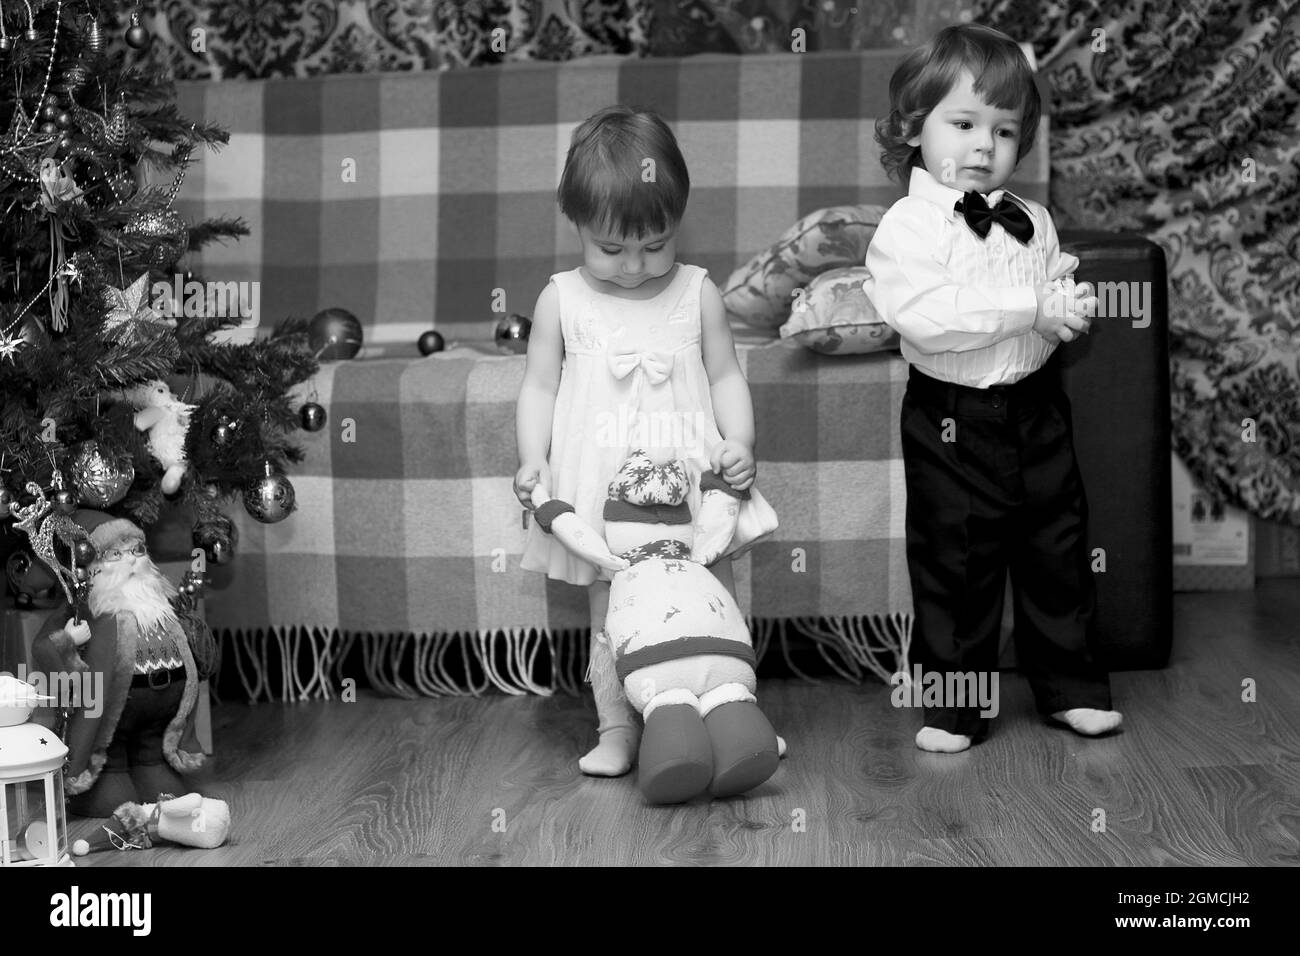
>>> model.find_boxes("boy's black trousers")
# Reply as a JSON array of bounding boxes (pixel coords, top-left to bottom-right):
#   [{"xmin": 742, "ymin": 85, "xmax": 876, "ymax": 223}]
[{"xmin": 900, "ymin": 363, "xmax": 1113, "ymax": 738}]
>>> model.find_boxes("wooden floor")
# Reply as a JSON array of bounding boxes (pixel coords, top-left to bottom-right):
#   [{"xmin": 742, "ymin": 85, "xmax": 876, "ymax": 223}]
[{"xmin": 70, "ymin": 581, "xmax": 1300, "ymax": 866}]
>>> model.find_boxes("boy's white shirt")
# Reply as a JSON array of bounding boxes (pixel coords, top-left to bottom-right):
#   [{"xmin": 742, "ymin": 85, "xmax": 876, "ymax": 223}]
[{"xmin": 863, "ymin": 165, "xmax": 1080, "ymax": 388}]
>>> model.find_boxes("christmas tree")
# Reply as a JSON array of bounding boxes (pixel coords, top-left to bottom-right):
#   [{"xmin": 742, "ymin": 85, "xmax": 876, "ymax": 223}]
[{"xmin": 1, "ymin": 1, "xmax": 318, "ymax": 610}]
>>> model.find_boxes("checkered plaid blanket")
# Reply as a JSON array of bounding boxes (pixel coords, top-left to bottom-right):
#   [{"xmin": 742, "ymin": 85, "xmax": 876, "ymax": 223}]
[
  {"xmin": 175, "ymin": 49, "xmax": 1049, "ymax": 356},
  {"xmin": 209, "ymin": 340, "xmax": 918, "ymax": 699}
]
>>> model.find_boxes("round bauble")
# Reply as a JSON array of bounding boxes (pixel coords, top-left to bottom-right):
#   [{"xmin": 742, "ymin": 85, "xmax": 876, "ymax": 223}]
[
  {"xmin": 52, "ymin": 488, "xmax": 80, "ymax": 515},
  {"xmin": 242, "ymin": 463, "xmax": 296, "ymax": 524},
  {"xmin": 418, "ymin": 330, "xmax": 445, "ymax": 356},
  {"xmin": 308, "ymin": 308, "xmax": 364, "ymax": 361},
  {"xmin": 73, "ymin": 539, "xmax": 97, "ymax": 567},
  {"xmin": 300, "ymin": 402, "xmax": 327, "ymax": 432},
  {"xmin": 494, "ymin": 313, "xmax": 532, "ymax": 355},
  {"xmin": 124, "ymin": 209, "xmax": 189, "ymax": 268},
  {"xmin": 69, "ymin": 439, "xmax": 134, "ymax": 507}
]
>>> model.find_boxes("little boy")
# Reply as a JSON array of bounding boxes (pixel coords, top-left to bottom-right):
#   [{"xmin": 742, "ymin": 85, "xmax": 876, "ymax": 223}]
[{"xmin": 864, "ymin": 24, "xmax": 1122, "ymax": 753}]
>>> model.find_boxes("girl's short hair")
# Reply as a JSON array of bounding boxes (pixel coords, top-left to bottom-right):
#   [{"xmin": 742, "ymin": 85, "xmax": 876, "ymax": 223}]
[
  {"xmin": 558, "ymin": 106, "xmax": 690, "ymax": 238},
  {"xmin": 875, "ymin": 24, "xmax": 1041, "ymax": 185}
]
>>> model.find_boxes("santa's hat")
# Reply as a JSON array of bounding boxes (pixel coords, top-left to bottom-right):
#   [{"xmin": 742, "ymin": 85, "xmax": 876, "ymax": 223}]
[{"xmin": 71, "ymin": 509, "xmax": 145, "ymax": 553}]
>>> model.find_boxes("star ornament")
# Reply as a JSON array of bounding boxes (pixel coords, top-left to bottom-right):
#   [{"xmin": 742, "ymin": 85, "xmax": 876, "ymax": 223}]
[
  {"xmin": 0, "ymin": 328, "xmax": 23, "ymax": 364},
  {"xmin": 102, "ymin": 274, "xmax": 169, "ymax": 344}
]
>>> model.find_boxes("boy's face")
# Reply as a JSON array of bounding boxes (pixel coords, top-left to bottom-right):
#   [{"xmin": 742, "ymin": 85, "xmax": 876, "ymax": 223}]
[
  {"xmin": 576, "ymin": 223, "xmax": 677, "ymax": 290},
  {"xmin": 908, "ymin": 70, "xmax": 1023, "ymax": 194}
]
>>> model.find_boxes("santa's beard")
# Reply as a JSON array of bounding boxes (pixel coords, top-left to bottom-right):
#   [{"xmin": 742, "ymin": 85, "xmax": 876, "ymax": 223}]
[{"xmin": 89, "ymin": 553, "xmax": 180, "ymax": 633}]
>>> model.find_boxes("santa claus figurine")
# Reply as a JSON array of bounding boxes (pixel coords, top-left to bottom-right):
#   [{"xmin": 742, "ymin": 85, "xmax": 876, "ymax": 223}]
[{"xmin": 30, "ymin": 509, "xmax": 209, "ymax": 818}]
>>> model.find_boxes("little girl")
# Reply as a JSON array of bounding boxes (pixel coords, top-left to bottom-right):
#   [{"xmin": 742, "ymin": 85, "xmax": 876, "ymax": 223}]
[{"xmin": 514, "ymin": 105, "xmax": 779, "ymax": 776}]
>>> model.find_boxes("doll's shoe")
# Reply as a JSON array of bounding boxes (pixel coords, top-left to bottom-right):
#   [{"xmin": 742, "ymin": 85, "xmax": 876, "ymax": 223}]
[
  {"xmin": 638, "ymin": 704, "xmax": 713, "ymax": 805},
  {"xmin": 704, "ymin": 701, "xmax": 780, "ymax": 798}
]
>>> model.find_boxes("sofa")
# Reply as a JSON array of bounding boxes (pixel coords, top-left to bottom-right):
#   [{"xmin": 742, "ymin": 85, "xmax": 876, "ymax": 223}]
[{"xmin": 170, "ymin": 49, "xmax": 1172, "ymax": 700}]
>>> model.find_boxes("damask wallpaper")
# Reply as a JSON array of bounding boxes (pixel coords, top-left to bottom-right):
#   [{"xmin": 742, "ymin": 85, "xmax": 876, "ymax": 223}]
[
  {"xmin": 115, "ymin": 1, "xmax": 653, "ymax": 78},
  {"xmin": 111, "ymin": 1, "xmax": 970, "ymax": 79}
]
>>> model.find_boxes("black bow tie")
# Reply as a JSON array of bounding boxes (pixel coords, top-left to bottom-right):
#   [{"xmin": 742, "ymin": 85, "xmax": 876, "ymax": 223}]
[{"xmin": 954, "ymin": 191, "xmax": 1035, "ymax": 244}]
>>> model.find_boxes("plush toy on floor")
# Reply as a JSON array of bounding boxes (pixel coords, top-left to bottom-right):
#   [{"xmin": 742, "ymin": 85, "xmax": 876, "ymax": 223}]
[
  {"xmin": 533, "ymin": 449, "xmax": 780, "ymax": 804},
  {"xmin": 71, "ymin": 793, "xmax": 231, "ymax": 855}
]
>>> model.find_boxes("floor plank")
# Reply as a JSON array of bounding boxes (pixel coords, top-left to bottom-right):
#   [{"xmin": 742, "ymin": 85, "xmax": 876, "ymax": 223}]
[{"xmin": 65, "ymin": 581, "xmax": 1300, "ymax": 866}]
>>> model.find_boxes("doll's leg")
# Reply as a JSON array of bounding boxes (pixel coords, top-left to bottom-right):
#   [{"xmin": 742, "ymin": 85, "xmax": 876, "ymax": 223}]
[
  {"xmin": 579, "ymin": 581, "xmax": 641, "ymax": 777},
  {"xmin": 706, "ymin": 558, "xmax": 787, "ymax": 760},
  {"xmin": 67, "ymin": 733, "xmax": 138, "ymax": 818},
  {"xmin": 126, "ymin": 680, "xmax": 188, "ymax": 803}
]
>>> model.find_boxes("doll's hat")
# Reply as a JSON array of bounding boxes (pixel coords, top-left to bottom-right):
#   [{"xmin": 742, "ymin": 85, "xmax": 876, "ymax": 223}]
[
  {"xmin": 603, "ymin": 451, "xmax": 691, "ymax": 525},
  {"xmin": 71, "ymin": 509, "xmax": 145, "ymax": 553}
]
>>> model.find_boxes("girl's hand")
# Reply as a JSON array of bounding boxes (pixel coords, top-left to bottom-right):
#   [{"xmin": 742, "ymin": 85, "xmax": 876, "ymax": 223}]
[
  {"xmin": 514, "ymin": 462, "xmax": 552, "ymax": 509},
  {"xmin": 709, "ymin": 440, "xmax": 756, "ymax": 492}
]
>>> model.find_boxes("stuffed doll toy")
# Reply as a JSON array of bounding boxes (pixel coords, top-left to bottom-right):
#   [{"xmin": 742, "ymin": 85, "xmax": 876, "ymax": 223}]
[
  {"xmin": 123, "ymin": 379, "xmax": 194, "ymax": 494},
  {"xmin": 29, "ymin": 509, "xmax": 210, "ymax": 818},
  {"xmin": 533, "ymin": 449, "xmax": 780, "ymax": 805},
  {"xmin": 71, "ymin": 792, "xmax": 232, "ymax": 855}
]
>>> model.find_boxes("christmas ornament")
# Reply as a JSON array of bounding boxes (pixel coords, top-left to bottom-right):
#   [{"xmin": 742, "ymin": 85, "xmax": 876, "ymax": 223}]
[
  {"xmin": 124, "ymin": 209, "xmax": 189, "ymax": 268},
  {"xmin": 105, "ymin": 98, "xmax": 128, "ymax": 149},
  {"xmin": 0, "ymin": 486, "xmax": 14, "ymax": 517},
  {"xmin": 24, "ymin": 26, "xmax": 37, "ymax": 42},
  {"xmin": 52, "ymin": 487, "xmax": 80, "ymax": 515},
  {"xmin": 64, "ymin": 63, "xmax": 88, "ymax": 91},
  {"xmin": 243, "ymin": 462, "xmax": 296, "ymax": 524},
  {"xmin": 0, "ymin": 327, "xmax": 23, "ymax": 363},
  {"xmin": 86, "ymin": 15, "xmax": 103, "ymax": 53},
  {"xmin": 192, "ymin": 515, "xmax": 237, "ymax": 565},
  {"xmin": 40, "ymin": 121, "xmax": 57, "ymax": 134},
  {"xmin": 123, "ymin": 380, "xmax": 194, "ymax": 495},
  {"xmin": 39, "ymin": 157, "xmax": 84, "ymax": 210},
  {"xmin": 418, "ymin": 330, "xmax": 445, "ymax": 355},
  {"xmin": 211, "ymin": 420, "xmax": 237, "ymax": 446},
  {"xmin": 42, "ymin": 103, "xmax": 58, "ymax": 121},
  {"xmin": 4, "ymin": 549, "xmax": 60, "ymax": 610},
  {"xmin": 56, "ymin": 111, "xmax": 72, "ymax": 129},
  {"xmin": 308, "ymin": 308, "xmax": 364, "ymax": 360},
  {"xmin": 69, "ymin": 439, "xmax": 135, "ymax": 507},
  {"xmin": 73, "ymin": 539, "xmax": 96, "ymax": 566},
  {"xmin": 0, "ymin": 36, "xmax": 12, "ymax": 53},
  {"xmin": 102, "ymin": 273, "xmax": 168, "ymax": 343},
  {"xmin": 494, "ymin": 313, "xmax": 532, "ymax": 354},
  {"xmin": 300, "ymin": 402, "xmax": 327, "ymax": 432},
  {"xmin": 125, "ymin": 11, "xmax": 150, "ymax": 49}
]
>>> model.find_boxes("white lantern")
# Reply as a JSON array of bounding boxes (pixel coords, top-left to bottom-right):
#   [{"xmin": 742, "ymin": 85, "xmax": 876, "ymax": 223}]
[{"xmin": 0, "ymin": 677, "xmax": 73, "ymax": 867}]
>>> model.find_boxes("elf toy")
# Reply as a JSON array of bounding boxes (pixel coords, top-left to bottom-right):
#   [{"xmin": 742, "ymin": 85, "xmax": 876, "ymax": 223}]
[
  {"xmin": 30, "ymin": 509, "xmax": 210, "ymax": 818},
  {"xmin": 533, "ymin": 449, "xmax": 780, "ymax": 804}
]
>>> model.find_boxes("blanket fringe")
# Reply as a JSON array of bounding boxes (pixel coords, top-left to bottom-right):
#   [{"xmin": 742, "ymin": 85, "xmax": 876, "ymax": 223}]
[{"xmin": 212, "ymin": 616, "xmax": 910, "ymax": 702}]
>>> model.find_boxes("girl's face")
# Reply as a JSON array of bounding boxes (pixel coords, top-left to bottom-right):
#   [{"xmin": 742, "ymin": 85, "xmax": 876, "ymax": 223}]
[
  {"xmin": 908, "ymin": 70, "xmax": 1023, "ymax": 194},
  {"xmin": 577, "ymin": 223, "xmax": 678, "ymax": 290}
]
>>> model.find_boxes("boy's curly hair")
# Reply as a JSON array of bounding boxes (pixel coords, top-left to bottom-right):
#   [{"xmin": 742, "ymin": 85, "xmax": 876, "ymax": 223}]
[{"xmin": 875, "ymin": 24, "xmax": 1041, "ymax": 185}]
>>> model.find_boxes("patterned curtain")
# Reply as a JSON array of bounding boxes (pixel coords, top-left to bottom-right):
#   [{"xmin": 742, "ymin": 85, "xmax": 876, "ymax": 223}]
[
  {"xmin": 647, "ymin": 0, "xmax": 974, "ymax": 54},
  {"xmin": 128, "ymin": 1, "xmax": 653, "ymax": 78},
  {"xmin": 974, "ymin": 0, "xmax": 1300, "ymax": 525}
]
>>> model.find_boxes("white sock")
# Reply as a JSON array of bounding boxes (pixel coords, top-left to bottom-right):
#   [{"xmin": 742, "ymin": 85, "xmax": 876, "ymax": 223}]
[
  {"xmin": 915, "ymin": 726, "xmax": 972, "ymax": 753},
  {"xmin": 579, "ymin": 727, "xmax": 639, "ymax": 777},
  {"xmin": 580, "ymin": 630, "xmax": 640, "ymax": 777},
  {"xmin": 1052, "ymin": 708, "xmax": 1122, "ymax": 736}
]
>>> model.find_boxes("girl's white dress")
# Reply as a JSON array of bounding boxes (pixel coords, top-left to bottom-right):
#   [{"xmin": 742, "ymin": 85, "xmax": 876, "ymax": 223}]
[{"xmin": 521, "ymin": 263, "xmax": 779, "ymax": 585}]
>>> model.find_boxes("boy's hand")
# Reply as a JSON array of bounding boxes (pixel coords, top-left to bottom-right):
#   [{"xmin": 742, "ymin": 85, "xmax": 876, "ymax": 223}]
[
  {"xmin": 1033, "ymin": 280, "xmax": 1096, "ymax": 345},
  {"xmin": 513, "ymin": 462, "xmax": 552, "ymax": 509},
  {"xmin": 709, "ymin": 440, "xmax": 756, "ymax": 492}
]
